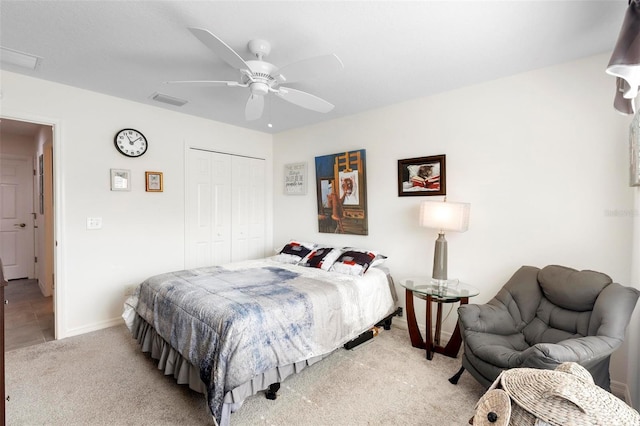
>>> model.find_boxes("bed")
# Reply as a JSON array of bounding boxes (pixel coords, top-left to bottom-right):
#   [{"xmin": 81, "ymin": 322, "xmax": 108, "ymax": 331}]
[{"xmin": 123, "ymin": 243, "xmax": 397, "ymax": 425}]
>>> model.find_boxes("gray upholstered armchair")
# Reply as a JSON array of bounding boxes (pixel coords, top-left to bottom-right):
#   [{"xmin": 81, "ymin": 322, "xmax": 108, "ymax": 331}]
[{"xmin": 450, "ymin": 265, "xmax": 640, "ymax": 391}]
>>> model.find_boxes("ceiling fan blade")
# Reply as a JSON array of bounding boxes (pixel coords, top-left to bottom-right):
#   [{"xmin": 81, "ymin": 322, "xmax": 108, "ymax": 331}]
[
  {"xmin": 245, "ymin": 94, "xmax": 264, "ymax": 121},
  {"xmin": 188, "ymin": 27, "xmax": 249, "ymax": 71},
  {"xmin": 275, "ymin": 87, "xmax": 335, "ymax": 113},
  {"xmin": 276, "ymin": 54, "xmax": 344, "ymax": 84},
  {"xmin": 164, "ymin": 80, "xmax": 246, "ymax": 87}
]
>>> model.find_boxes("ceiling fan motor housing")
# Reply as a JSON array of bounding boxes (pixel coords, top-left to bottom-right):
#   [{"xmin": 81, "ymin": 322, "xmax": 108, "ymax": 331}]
[{"xmin": 246, "ymin": 60, "xmax": 278, "ymax": 96}]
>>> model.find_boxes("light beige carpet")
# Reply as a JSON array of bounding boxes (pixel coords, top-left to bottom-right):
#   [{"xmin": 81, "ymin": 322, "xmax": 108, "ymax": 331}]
[{"xmin": 5, "ymin": 324, "xmax": 485, "ymax": 425}]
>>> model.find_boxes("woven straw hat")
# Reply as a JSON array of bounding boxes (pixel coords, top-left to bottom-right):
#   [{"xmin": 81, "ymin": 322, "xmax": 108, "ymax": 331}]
[{"xmin": 473, "ymin": 362, "xmax": 640, "ymax": 426}]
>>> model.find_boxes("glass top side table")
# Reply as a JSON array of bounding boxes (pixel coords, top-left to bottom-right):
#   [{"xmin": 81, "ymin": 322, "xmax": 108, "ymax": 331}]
[{"xmin": 400, "ymin": 277, "xmax": 479, "ymax": 360}]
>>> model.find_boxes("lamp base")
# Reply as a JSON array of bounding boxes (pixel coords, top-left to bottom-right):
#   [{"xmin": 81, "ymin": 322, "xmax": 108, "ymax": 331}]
[{"xmin": 432, "ymin": 232, "xmax": 448, "ymax": 281}]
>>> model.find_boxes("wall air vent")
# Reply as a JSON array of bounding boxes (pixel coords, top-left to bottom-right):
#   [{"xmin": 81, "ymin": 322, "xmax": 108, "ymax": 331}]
[
  {"xmin": 150, "ymin": 92, "xmax": 188, "ymax": 107},
  {"xmin": 0, "ymin": 46, "xmax": 41, "ymax": 70}
]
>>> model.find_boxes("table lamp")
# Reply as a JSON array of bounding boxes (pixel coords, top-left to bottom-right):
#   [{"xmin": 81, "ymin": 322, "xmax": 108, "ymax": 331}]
[{"xmin": 419, "ymin": 199, "xmax": 470, "ymax": 284}]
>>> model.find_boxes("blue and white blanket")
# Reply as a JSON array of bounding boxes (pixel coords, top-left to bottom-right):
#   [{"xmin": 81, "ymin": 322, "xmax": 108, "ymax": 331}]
[{"xmin": 123, "ymin": 258, "xmax": 395, "ymax": 424}]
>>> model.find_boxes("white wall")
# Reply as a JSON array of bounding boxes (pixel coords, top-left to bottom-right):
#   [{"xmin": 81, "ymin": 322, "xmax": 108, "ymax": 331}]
[
  {"xmin": 1, "ymin": 133, "xmax": 37, "ymax": 157},
  {"xmin": 0, "ymin": 70, "xmax": 273, "ymax": 338},
  {"xmin": 273, "ymin": 54, "xmax": 638, "ymax": 395},
  {"xmin": 630, "ymin": 189, "xmax": 640, "ymax": 407}
]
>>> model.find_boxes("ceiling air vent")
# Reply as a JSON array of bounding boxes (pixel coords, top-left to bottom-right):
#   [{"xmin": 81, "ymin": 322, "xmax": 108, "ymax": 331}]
[
  {"xmin": 150, "ymin": 92, "xmax": 188, "ymax": 107},
  {"xmin": 0, "ymin": 46, "xmax": 41, "ymax": 70}
]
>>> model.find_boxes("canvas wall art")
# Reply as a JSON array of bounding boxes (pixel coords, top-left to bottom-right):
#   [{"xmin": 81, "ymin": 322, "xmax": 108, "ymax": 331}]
[{"xmin": 315, "ymin": 149, "xmax": 368, "ymax": 235}]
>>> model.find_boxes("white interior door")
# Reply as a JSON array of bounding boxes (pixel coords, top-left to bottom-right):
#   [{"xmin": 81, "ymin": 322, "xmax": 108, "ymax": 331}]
[
  {"xmin": 0, "ymin": 156, "xmax": 35, "ymax": 279},
  {"xmin": 231, "ymin": 156, "xmax": 265, "ymax": 262},
  {"xmin": 210, "ymin": 152, "xmax": 232, "ymax": 265},
  {"xmin": 186, "ymin": 149, "xmax": 232, "ymax": 268}
]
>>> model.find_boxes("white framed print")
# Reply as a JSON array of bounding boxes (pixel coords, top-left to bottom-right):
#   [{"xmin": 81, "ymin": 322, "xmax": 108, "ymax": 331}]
[
  {"xmin": 110, "ymin": 168, "xmax": 131, "ymax": 191},
  {"xmin": 284, "ymin": 162, "xmax": 307, "ymax": 195}
]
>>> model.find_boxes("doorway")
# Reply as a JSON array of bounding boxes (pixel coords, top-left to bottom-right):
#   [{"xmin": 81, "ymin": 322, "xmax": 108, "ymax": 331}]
[
  {"xmin": 0, "ymin": 156, "xmax": 34, "ymax": 279},
  {"xmin": 0, "ymin": 117, "xmax": 55, "ymax": 345}
]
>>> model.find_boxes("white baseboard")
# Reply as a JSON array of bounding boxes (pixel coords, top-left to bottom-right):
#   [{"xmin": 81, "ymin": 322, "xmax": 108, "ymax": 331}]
[
  {"xmin": 62, "ymin": 317, "xmax": 124, "ymax": 339},
  {"xmin": 611, "ymin": 380, "xmax": 631, "ymax": 404},
  {"xmin": 37, "ymin": 279, "xmax": 52, "ymax": 297},
  {"xmin": 392, "ymin": 316, "xmax": 408, "ymax": 329},
  {"xmin": 390, "ymin": 316, "xmax": 453, "ymax": 343}
]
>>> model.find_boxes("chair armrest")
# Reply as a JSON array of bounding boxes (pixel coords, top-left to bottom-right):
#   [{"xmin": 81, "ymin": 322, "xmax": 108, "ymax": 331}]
[
  {"xmin": 522, "ymin": 336, "xmax": 620, "ymax": 370},
  {"xmin": 458, "ymin": 302, "xmax": 519, "ymax": 335}
]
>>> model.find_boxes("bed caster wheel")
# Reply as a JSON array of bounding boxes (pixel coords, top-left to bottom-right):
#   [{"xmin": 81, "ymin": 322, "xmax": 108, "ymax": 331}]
[{"xmin": 265, "ymin": 382, "xmax": 280, "ymax": 400}]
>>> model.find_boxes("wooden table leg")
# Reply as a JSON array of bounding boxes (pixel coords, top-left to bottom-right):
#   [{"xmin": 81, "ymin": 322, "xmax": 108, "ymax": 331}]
[
  {"xmin": 434, "ymin": 301, "xmax": 443, "ymax": 347},
  {"xmin": 405, "ymin": 289, "xmax": 425, "ymax": 349},
  {"xmin": 425, "ymin": 294, "xmax": 433, "ymax": 360},
  {"xmin": 434, "ymin": 297, "xmax": 468, "ymax": 358},
  {"xmin": 406, "ymin": 289, "xmax": 469, "ymax": 360}
]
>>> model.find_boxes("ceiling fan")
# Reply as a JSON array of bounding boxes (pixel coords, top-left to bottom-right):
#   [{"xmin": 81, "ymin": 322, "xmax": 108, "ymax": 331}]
[{"xmin": 166, "ymin": 28, "xmax": 344, "ymax": 121}]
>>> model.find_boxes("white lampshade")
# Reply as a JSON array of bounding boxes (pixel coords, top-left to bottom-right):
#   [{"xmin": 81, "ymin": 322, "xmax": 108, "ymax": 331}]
[{"xmin": 419, "ymin": 200, "xmax": 470, "ymax": 233}]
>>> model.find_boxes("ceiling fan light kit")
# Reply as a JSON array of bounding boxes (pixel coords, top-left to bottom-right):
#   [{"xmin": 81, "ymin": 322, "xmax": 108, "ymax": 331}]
[{"xmin": 166, "ymin": 27, "xmax": 343, "ymax": 121}]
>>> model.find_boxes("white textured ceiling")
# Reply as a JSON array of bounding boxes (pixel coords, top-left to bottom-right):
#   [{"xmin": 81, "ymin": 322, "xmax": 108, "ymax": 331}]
[{"xmin": 0, "ymin": 1, "xmax": 628, "ymax": 134}]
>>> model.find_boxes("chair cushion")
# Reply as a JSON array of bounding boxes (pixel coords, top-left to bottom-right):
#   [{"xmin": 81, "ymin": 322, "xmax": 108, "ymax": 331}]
[
  {"xmin": 522, "ymin": 299, "xmax": 590, "ymax": 344},
  {"xmin": 537, "ymin": 265, "xmax": 611, "ymax": 312},
  {"xmin": 464, "ymin": 331, "xmax": 530, "ymax": 368}
]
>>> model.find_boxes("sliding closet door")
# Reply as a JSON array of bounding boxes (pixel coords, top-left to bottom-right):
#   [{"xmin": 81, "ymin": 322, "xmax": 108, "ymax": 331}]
[
  {"xmin": 186, "ymin": 149, "xmax": 265, "ymax": 268},
  {"xmin": 186, "ymin": 149, "xmax": 232, "ymax": 268},
  {"xmin": 231, "ymin": 156, "xmax": 265, "ymax": 262}
]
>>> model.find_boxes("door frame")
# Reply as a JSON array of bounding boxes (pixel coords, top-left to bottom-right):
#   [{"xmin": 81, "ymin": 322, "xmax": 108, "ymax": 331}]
[{"xmin": 1, "ymin": 110, "xmax": 65, "ymax": 340}]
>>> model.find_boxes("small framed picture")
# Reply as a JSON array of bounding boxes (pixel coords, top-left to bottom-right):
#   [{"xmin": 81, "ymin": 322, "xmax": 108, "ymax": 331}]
[
  {"xmin": 110, "ymin": 169, "xmax": 131, "ymax": 191},
  {"xmin": 397, "ymin": 155, "xmax": 446, "ymax": 197},
  {"xmin": 284, "ymin": 162, "xmax": 307, "ymax": 195},
  {"xmin": 145, "ymin": 171, "xmax": 163, "ymax": 192}
]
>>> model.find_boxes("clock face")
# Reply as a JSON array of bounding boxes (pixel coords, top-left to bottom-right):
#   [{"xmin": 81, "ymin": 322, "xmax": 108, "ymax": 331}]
[{"xmin": 114, "ymin": 129, "xmax": 148, "ymax": 157}]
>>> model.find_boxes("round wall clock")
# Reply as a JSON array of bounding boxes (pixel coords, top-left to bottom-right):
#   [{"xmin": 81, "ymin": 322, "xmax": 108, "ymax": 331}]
[{"xmin": 114, "ymin": 128, "xmax": 148, "ymax": 157}]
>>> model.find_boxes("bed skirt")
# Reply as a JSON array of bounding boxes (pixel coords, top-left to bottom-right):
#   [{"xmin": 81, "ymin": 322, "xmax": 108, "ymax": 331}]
[{"xmin": 131, "ymin": 314, "xmax": 329, "ymax": 425}]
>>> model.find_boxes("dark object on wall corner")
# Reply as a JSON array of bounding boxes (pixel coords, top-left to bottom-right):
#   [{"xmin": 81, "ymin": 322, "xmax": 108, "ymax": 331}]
[
  {"xmin": 606, "ymin": 0, "xmax": 640, "ymax": 114},
  {"xmin": 1, "ymin": 258, "xmax": 7, "ymax": 426}
]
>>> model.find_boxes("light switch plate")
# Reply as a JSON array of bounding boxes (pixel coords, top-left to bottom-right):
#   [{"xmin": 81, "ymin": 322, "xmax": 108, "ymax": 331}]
[{"xmin": 86, "ymin": 217, "xmax": 102, "ymax": 230}]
